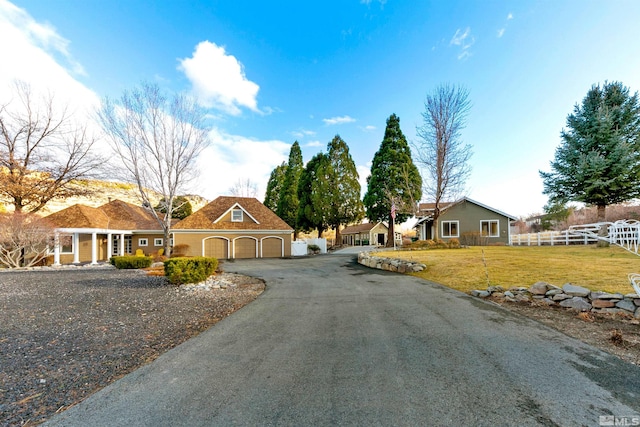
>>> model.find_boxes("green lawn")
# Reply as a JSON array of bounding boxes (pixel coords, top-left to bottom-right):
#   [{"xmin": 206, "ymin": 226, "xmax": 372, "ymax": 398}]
[{"xmin": 376, "ymin": 245, "xmax": 640, "ymax": 294}]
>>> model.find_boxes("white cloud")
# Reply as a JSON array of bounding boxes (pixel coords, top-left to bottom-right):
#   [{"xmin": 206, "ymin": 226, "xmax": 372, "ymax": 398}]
[
  {"xmin": 0, "ymin": 0, "xmax": 98, "ymax": 111},
  {"xmin": 497, "ymin": 28, "xmax": 505, "ymax": 38},
  {"xmin": 497, "ymin": 13, "xmax": 513, "ymax": 38},
  {"xmin": 323, "ymin": 115, "xmax": 356, "ymax": 125},
  {"xmin": 290, "ymin": 129, "xmax": 317, "ymax": 138},
  {"xmin": 357, "ymin": 164, "xmax": 371, "ymax": 198},
  {"xmin": 361, "ymin": 125, "xmax": 376, "ymax": 132},
  {"xmin": 179, "ymin": 41, "xmax": 260, "ymax": 116},
  {"xmin": 450, "ymin": 27, "xmax": 475, "ymax": 60},
  {"xmin": 507, "ymin": 13, "xmax": 513, "ymax": 20},
  {"xmin": 306, "ymin": 140, "xmax": 322, "ymax": 147},
  {"xmin": 192, "ymin": 128, "xmax": 290, "ymax": 201}
]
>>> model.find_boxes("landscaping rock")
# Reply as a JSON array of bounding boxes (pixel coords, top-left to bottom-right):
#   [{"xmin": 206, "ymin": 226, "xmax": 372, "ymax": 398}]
[
  {"xmin": 591, "ymin": 299, "xmax": 616, "ymax": 309},
  {"xmin": 559, "ymin": 297, "xmax": 592, "ymax": 311},
  {"xmin": 471, "ymin": 290, "xmax": 491, "ymax": 298},
  {"xmin": 552, "ymin": 293, "xmax": 571, "ymax": 301},
  {"xmin": 515, "ymin": 293, "xmax": 531, "ymax": 302},
  {"xmin": 487, "ymin": 285, "xmax": 504, "ymax": 293},
  {"xmin": 636, "ymin": 307, "xmax": 640, "ymax": 319},
  {"xmin": 545, "ymin": 289, "xmax": 563, "ymax": 296},
  {"xmin": 615, "ymin": 299, "xmax": 637, "ymax": 313},
  {"xmin": 504, "ymin": 291, "xmax": 515, "ymax": 298},
  {"xmin": 562, "ymin": 283, "xmax": 591, "ymax": 297},
  {"xmin": 529, "ymin": 281, "xmax": 549, "ymax": 295},
  {"xmin": 590, "ymin": 291, "xmax": 624, "ymax": 300},
  {"xmin": 593, "ymin": 308, "xmax": 626, "ymax": 315}
]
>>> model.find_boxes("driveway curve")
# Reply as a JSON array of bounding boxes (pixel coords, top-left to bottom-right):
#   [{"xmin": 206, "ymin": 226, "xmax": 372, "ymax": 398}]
[{"xmin": 45, "ymin": 254, "xmax": 640, "ymax": 426}]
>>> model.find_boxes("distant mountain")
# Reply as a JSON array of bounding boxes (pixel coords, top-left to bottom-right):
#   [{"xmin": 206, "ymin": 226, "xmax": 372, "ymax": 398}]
[{"xmin": 1, "ymin": 179, "xmax": 210, "ymax": 216}]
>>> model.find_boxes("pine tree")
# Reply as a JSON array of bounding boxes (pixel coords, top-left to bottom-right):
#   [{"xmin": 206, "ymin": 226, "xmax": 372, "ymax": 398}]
[
  {"xmin": 264, "ymin": 162, "xmax": 287, "ymax": 212},
  {"xmin": 297, "ymin": 152, "xmax": 330, "ymax": 237},
  {"xmin": 324, "ymin": 135, "xmax": 365, "ymax": 244},
  {"xmin": 540, "ymin": 81, "xmax": 640, "ymax": 221},
  {"xmin": 364, "ymin": 114, "xmax": 422, "ymax": 246},
  {"xmin": 277, "ymin": 141, "xmax": 304, "ymax": 237}
]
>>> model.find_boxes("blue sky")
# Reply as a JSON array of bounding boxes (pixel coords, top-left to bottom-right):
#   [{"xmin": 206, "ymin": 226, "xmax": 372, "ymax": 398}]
[{"xmin": 2, "ymin": 0, "xmax": 640, "ymax": 219}]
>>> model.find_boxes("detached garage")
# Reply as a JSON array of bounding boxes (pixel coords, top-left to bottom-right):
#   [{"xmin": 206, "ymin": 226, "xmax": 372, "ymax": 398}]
[{"xmin": 172, "ymin": 196, "xmax": 293, "ymax": 259}]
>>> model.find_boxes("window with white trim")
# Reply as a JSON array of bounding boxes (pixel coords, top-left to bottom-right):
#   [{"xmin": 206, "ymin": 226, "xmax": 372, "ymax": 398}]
[
  {"xmin": 231, "ymin": 208, "xmax": 243, "ymax": 222},
  {"xmin": 154, "ymin": 238, "xmax": 163, "ymax": 246},
  {"xmin": 480, "ymin": 220, "xmax": 499, "ymax": 237},
  {"xmin": 138, "ymin": 238, "xmax": 148, "ymax": 247},
  {"xmin": 60, "ymin": 234, "xmax": 74, "ymax": 254},
  {"xmin": 441, "ymin": 221, "xmax": 459, "ymax": 238}
]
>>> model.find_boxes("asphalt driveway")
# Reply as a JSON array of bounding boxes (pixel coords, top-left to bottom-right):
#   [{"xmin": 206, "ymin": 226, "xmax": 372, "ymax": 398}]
[{"xmin": 44, "ymin": 254, "xmax": 640, "ymax": 426}]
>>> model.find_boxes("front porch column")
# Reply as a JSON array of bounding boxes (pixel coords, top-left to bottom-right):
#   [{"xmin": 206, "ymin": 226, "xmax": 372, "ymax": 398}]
[
  {"xmin": 119, "ymin": 233, "xmax": 125, "ymax": 255},
  {"xmin": 53, "ymin": 232, "xmax": 61, "ymax": 266},
  {"xmin": 91, "ymin": 232, "xmax": 98, "ymax": 265},
  {"xmin": 73, "ymin": 233, "xmax": 80, "ymax": 264},
  {"xmin": 107, "ymin": 233, "xmax": 112, "ymax": 260}
]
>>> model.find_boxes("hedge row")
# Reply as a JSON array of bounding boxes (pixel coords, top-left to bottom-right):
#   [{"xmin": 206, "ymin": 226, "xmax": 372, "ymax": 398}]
[
  {"xmin": 110, "ymin": 256, "xmax": 153, "ymax": 269},
  {"xmin": 164, "ymin": 257, "xmax": 218, "ymax": 285}
]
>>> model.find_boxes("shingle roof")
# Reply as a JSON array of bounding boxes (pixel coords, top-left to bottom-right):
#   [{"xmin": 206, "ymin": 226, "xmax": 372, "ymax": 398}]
[
  {"xmin": 172, "ymin": 196, "xmax": 293, "ymax": 231},
  {"xmin": 100, "ymin": 200, "xmax": 160, "ymax": 230},
  {"xmin": 45, "ymin": 200, "xmax": 161, "ymax": 231},
  {"xmin": 45, "ymin": 204, "xmax": 111, "ymax": 229},
  {"xmin": 341, "ymin": 222, "xmax": 384, "ymax": 235}
]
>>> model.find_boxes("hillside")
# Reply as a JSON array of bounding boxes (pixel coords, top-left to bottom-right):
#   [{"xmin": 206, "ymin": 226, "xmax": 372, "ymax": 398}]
[{"xmin": 0, "ymin": 179, "xmax": 209, "ymax": 216}]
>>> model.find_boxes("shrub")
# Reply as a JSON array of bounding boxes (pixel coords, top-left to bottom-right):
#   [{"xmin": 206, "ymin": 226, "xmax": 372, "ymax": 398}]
[
  {"xmin": 171, "ymin": 243, "xmax": 190, "ymax": 257},
  {"xmin": 164, "ymin": 257, "xmax": 218, "ymax": 285},
  {"xmin": 110, "ymin": 256, "xmax": 153, "ymax": 269},
  {"xmin": 448, "ymin": 238, "xmax": 461, "ymax": 249},
  {"xmin": 308, "ymin": 244, "xmax": 320, "ymax": 254}
]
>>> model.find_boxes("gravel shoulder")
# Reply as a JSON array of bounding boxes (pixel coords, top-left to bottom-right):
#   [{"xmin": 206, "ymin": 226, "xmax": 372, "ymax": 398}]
[{"xmin": 0, "ymin": 267, "xmax": 264, "ymax": 427}]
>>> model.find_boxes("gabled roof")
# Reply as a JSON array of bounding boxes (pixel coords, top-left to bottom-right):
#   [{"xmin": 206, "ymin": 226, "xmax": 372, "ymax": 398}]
[
  {"xmin": 45, "ymin": 199, "xmax": 162, "ymax": 231},
  {"xmin": 341, "ymin": 222, "xmax": 386, "ymax": 235},
  {"xmin": 417, "ymin": 197, "xmax": 517, "ymax": 221},
  {"xmin": 45, "ymin": 204, "xmax": 111, "ymax": 229},
  {"xmin": 100, "ymin": 199, "xmax": 160, "ymax": 230},
  {"xmin": 172, "ymin": 196, "xmax": 293, "ymax": 231}
]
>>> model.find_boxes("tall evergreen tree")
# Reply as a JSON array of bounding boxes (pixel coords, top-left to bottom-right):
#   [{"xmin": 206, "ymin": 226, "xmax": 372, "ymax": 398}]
[
  {"xmin": 540, "ymin": 81, "xmax": 640, "ymax": 221},
  {"xmin": 324, "ymin": 135, "xmax": 365, "ymax": 244},
  {"xmin": 264, "ymin": 162, "xmax": 287, "ymax": 212},
  {"xmin": 297, "ymin": 152, "xmax": 330, "ymax": 237},
  {"xmin": 364, "ymin": 114, "xmax": 422, "ymax": 246},
  {"xmin": 277, "ymin": 141, "xmax": 304, "ymax": 237}
]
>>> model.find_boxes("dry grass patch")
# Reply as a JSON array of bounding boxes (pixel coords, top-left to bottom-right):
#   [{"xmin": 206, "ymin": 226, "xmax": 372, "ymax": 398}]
[{"xmin": 376, "ymin": 245, "xmax": 640, "ymax": 294}]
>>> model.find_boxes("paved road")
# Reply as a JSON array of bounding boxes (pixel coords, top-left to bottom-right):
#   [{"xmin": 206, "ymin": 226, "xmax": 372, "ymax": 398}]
[{"xmin": 45, "ymin": 254, "xmax": 640, "ymax": 426}]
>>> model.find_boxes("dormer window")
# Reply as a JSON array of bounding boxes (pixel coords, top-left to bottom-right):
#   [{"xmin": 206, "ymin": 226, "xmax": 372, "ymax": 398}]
[{"xmin": 231, "ymin": 208, "xmax": 243, "ymax": 222}]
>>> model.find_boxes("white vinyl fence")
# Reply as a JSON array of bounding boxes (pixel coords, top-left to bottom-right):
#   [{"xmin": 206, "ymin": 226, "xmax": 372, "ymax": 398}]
[{"xmin": 510, "ymin": 230, "xmax": 598, "ymax": 246}]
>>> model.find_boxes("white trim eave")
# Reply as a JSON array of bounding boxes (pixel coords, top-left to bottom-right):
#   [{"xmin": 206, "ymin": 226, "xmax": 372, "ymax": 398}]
[
  {"xmin": 213, "ymin": 202, "xmax": 261, "ymax": 225},
  {"xmin": 55, "ymin": 227, "xmax": 133, "ymax": 234}
]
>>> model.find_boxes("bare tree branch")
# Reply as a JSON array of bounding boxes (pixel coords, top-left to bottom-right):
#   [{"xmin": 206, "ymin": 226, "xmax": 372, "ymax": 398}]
[
  {"xmin": 97, "ymin": 82, "xmax": 209, "ymax": 256},
  {"xmin": 0, "ymin": 213, "xmax": 54, "ymax": 268},
  {"xmin": 228, "ymin": 178, "xmax": 259, "ymax": 198},
  {"xmin": 414, "ymin": 84, "xmax": 472, "ymax": 236},
  {"xmin": 0, "ymin": 80, "xmax": 104, "ymax": 213}
]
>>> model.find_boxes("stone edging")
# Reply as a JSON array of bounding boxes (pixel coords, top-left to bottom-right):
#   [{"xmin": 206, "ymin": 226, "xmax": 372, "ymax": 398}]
[
  {"xmin": 357, "ymin": 252, "xmax": 426, "ymax": 273},
  {"xmin": 356, "ymin": 251, "xmax": 640, "ymax": 319},
  {"xmin": 472, "ymin": 282, "xmax": 640, "ymax": 319}
]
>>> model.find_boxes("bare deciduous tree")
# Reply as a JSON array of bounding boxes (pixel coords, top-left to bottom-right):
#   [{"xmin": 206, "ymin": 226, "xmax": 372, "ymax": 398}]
[
  {"xmin": 0, "ymin": 213, "xmax": 54, "ymax": 268},
  {"xmin": 228, "ymin": 178, "xmax": 259, "ymax": 198},
  {"xmin": 0, "ymin": 80, "xmax": 103, "ymax": 213},
  {"xmin": 414, "ymin": 84, "xmax": 472, "ymax": 238},
  {"xmin": 98, "ymin": 82, "xmax": 209, "ymax": 257}
]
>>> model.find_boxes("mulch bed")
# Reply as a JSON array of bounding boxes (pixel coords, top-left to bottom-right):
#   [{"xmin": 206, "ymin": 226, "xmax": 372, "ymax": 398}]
[{"xmin": 0, "ymin": 267, "xmax": 264, "ymax": 427}]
